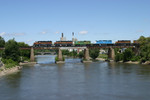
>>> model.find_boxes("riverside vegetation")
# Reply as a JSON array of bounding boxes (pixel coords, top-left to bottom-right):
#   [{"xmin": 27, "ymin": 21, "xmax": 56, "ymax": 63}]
[
  {"xmin": 114, "ymin": 36, "xmax": 150, "ymax": 63},
  {"xmin": 97, "ymin": 36, "xmax": 150, "ymax": 64},
  {"xmin": 0, "ymin": 36, "xmax": 30, "ymax": 69}
]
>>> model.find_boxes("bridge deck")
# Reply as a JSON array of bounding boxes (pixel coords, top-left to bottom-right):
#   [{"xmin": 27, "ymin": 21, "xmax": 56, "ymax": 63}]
[{"xmin": 0, "ymin": 45, "xmax": 136, "ymax": 50}]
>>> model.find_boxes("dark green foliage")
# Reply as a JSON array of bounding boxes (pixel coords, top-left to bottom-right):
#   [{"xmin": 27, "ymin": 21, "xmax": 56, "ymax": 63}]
[
  {"xmin": 4, "ymin": 39, "xmax": 20, "ymax": 62},
  {"xmin": 115, "ymin": 53, "xmax": 123, "ymax": 62},
  {"xmin": 0, "ymin": 36, "xmax": 5, "ymax": 47},
  {"xmin": 2, "ymin": 58, "xmax": 18, "ymax": 68},
  {"xmin": 115, "ymin": 48, "xmax": 138, "ymax": 62},
  {"xmin": 131, "ymin": 56, "xmax": 140, "ymax": 62},
  {"xmin": 98, "ymin": 54, "xmax": 108, "ymax": 59},
  {"xmin": 62, "ymin": 50, "xmax": 78, "ymax": 57},
  {"xmin": 55, "ymin": 56, "xmax": 65, "ymax": 61},
  {"xmin": 20, "ymin": 50, "xmax": 30, "ymax": 62},
  {"xmin": 55, "ymin": 56, "xmax": 58, "ymax": 61},
  {"xmin": 0, "ymin": 50, "xmax": 4, "ymax": 57},
  {"xmin": 1, "ymin": 37, "xmax": 30, "ymax": 67},
  {"xmin": 138, "ymin": 36, "xmax": 150, "ymax": 62},
  {"xmin": 62, "ymin": 50, "xmax": 70, "ymax": 55},
  {"xmin": 71, "ymin": 50, "xmax": 77, "ymax": 57},
  {"xmin": 90, "ymin": 49, "xmax": 99, "ymax": 59},
  {"xmin": 78, "ymin": 51, "xmax": 84, "ymax": 58},
  {"xmin": 18, "ymin": 42, "xmax": 29, "ymax": 47},
  {"xmin": 54, "ymin": 49, "xmax": 59, "ymax": 55},
  {"xmin": 18, "ymin": 42, "xmax": 30, "ymax": 61},
  {"xmin": 122, "ymin": 48, "xmax": 133, "ymax": 62}
]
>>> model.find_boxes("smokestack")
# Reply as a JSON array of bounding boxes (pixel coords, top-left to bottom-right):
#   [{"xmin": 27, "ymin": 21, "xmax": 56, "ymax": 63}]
[
  {"xmin": 62, "ymin": 33, "xmax": 64, "ymax": 37},
  {"xmin": 72, "ymin": 32, "xmax": 74, "ymax": 36}
]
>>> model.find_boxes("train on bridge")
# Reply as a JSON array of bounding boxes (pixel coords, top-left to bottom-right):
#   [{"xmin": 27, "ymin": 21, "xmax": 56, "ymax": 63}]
[{"xmin": 33, "ymin": 40, "xmax": 139, "ymax": 47}]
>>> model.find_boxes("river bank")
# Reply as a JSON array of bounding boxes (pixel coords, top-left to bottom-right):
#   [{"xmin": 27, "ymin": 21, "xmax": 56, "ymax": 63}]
[
  {"xmin": 0, "ymin": 65, "xmax": 22, "ymax": 77},
  {"xmin": 96, "ymin": 58, "xmax": 150, "ymax": 65},
  {"xmin": 0, "ymin": 61, "xmax": 37, "ymax": 77},
  {"xmin": 19, "ymin": 61, "xmax": 37, "ymax": 65}
]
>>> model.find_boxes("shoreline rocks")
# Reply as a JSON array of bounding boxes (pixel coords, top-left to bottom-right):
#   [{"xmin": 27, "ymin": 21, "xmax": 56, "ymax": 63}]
[
  {"xmin": 97, "ymin": 57, "xmax": 150, "ymax": 65},
  {"xmin": 0, "ymin": 65, "xmax": 22, "ymax": 77},
  {"xmin": 0, "ymin": 61, "xmax": 37, "ymax": 77},
  {"xmin": 19, "ymin": 61, "xmax": 37, "ymax": 65},
  {"xmin": 55, "ymin": 61, "xmax": 65, "ymax": 64}
]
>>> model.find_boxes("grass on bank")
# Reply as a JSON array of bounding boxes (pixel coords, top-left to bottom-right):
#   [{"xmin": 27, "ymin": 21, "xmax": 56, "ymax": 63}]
[
  {"xmin": 2, "ymin": 59, "xmax": 18, "ymax": 69},
  {"xmin": 98, "ymin": 54, "xmax": 108, "ymax": 59}
]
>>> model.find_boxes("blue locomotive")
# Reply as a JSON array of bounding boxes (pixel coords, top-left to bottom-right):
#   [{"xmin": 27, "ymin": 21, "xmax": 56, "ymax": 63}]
[
  {"xmin": 95, "ymin": 40, "xmax": 112, "ymax": 44},
  {"xmin": 93, "ymin": 40, "xmax": 113, "ymax": 47}
]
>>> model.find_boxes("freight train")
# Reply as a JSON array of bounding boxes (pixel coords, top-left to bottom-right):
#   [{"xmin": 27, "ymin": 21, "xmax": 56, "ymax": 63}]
[
  {"xmin": 33, "ymin": 40, "xmax": 139, "ymax": 47},
  {"xmin": 34, "ymin": 41, "xmax": 52, "ymax": 47},
  {"xmin": 115, "ymin": 40, "xmax": 131, "ymax": 46},
  {"xmin": 54, "ymin": 41, "xmax": 73, "ymax": 47}
]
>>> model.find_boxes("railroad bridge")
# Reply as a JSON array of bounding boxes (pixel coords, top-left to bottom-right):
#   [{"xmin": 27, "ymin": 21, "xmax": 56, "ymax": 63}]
[{"xmin": 0, "ymin": 45, "xmax": 138, "ymax": 63}]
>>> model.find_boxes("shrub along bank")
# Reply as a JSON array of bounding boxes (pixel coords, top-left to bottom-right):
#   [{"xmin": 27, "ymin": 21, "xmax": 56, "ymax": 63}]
[{"xmin": 0, "ymin": 36, "xmax": 30, "ymax": 69}]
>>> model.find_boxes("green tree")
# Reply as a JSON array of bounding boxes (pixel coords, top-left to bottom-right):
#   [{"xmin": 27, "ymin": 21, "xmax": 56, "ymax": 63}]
[
  {"xmin": 138, "ymin": 36, "xmax": 150, "ymax": 62},
  {"xmin": 115, "ymin": 53, "xmax": 123, "ymax": 62},
  {"xmin": 90, "ymin": 49, "xmax": 99, "ymax": 59},
  {"xmin": 18, "ymin": 42, "xmax": 30, "ymax": 61},
  {"xmin": 0, "ymin": 36, "xmax": 5, "ymax": 47},
  {"xmin": 122, "ymin": 48, "xmax": 133, "ymax": 62},
  {"xmin": 4, "ymin": 39, "xmax": 20, "ymax": 62},
  {"xmin": 78, "ymin": 51, "xmax": 84, "ymax": 58},
  {"xmin": 71, "ymin": 50, "xmax": 77, "ymax": 57},
  {"xmin": 62, "ymin": 50, "xmax": 70, "ymax": 55},
  {"xmin": 18, "ymin": 42, "xmax": 29, "ymax": 47}
]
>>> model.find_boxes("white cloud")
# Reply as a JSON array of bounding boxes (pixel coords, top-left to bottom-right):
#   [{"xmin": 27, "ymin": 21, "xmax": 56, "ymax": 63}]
[
  {"xmin": 0, "ymin": 32, "xmax": 6, "ymax": 36},
  {"xmin": 0, "ymin": 32, "xmax": 25, "ymax": 37},
  {"xmin": 26, "ymin": 40, "xmax": 33, "ymax": 42},
  {"xmin": 12, "ymin": 33, "xmax": 25, "ymax": 36},
  {"xmin": 25, "ymin": 40, "xmax": 34, "ymax": 46},
  {"xmin": 40, "ymin": 31, "xmax": 48, "ymax": 34},
  {"xmin": 79, "ymin": 31, "xmax": 88, "ymax": 34},
  {"xmin": 55, "ymin": 31, "xmax": 59, "ymax": 34},
  {"xmin": 136, "ymin": 30, "xmax": 144, "ymax": 33}
]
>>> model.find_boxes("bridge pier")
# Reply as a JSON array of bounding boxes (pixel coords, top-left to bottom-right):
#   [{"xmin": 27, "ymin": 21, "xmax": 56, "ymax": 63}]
[
  {"xmin": 108, "ymin": 48, "xmax": 115, "ymax": 61},
  {"xmin": 82, "ymin": 48, "xmax": 92, "ymax": 63},
  {"xmin": 56, "ymin": 48, "xmax": 65, "ymax": 63},
  {"xmin": 58, "ymin": 49, "xmax": 63, "ymax": 61},
  {"xmin": 30, "ymin": 47, "xmax": 35, "ymax": 62}
]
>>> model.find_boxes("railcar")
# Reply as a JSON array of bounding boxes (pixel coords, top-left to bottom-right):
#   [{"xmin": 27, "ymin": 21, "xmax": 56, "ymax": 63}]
[
  {"xmin": 115, "ymin": 40, "xmax": 131, "ymax": 46},
  {"xmin": 95, "ymin": 40, "xmax": 113, "ymax": 47},
  {"xmin": 96, "ymin": 40, "xmax": 112, "ymax": 44},
  {"xmin": 132, "ymin": 40, "xmax": 139, "ymax": 47},
  {"xmin": 74, "ymin": 41, "xmax": 91, "ymax": 46},
  {"xmin": 54, "ymin": 41, "xmax": 73, "ymax": 47},
  {"xmin": 133, "ymin": 40, "xmax": 139, "ymax": 44},
  {"xmin": 33, "ymin": 41, "xmax": 52, "ymax": 47}
]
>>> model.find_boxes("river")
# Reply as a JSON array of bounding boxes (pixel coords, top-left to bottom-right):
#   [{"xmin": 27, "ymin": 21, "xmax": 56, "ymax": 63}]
[{"xmin": 0, "ymin": 55, "xmax": 150, "ymax": 100}]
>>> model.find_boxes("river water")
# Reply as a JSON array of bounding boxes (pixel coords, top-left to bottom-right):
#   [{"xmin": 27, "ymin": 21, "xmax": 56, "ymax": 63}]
[{"xmin": 0, "ymin": 55, "xmax": 150, "ymax": 100}]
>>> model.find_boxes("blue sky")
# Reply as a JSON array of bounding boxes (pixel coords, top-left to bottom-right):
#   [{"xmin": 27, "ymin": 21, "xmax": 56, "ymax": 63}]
[{"xmin": 0, "ymin": 0, "xmax": 150, "ymax": 45}]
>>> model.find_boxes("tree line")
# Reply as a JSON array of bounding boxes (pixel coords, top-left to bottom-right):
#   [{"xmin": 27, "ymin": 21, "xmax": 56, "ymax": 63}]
[
  {"xmin": 115, "ymin": 36, "xmax": 150, "ymax": 63},
  {"xmin": 0, "ymin": 36, "xmax": 30, "ymax": 68}
]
